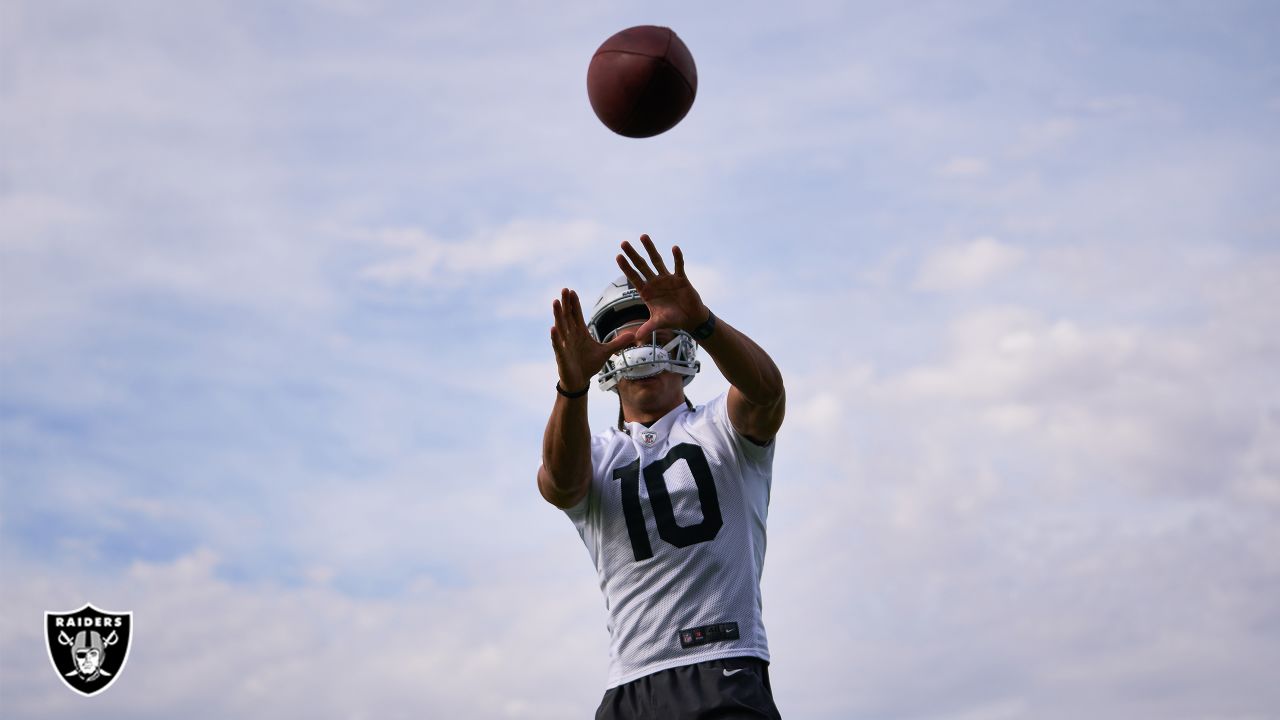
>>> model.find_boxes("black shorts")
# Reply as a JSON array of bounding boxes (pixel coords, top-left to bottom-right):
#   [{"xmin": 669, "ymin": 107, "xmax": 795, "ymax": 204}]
[{"xmin": 595, "ymin": 656, "xmax": 782, "ymax": 720}]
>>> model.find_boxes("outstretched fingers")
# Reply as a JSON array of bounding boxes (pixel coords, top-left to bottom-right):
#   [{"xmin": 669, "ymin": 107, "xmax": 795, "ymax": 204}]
[
  {"xmin": 565, "ymin": 288, "xmax": 584, "ymax": 329},
  {"xmin": 640, "ymin": 234, "xmax": 670, "ymax": 275},
  {"xmin": 551, "ymin": 290, "xmax": 575, "ymax": 338},
  {"xmin": 619, "ymin": 236, "xmax": 685, "ymax": 285},
  {"xmin": 616, "ymin": 252, "xmax": 646, "ymax": 289},
  {"xmin": 620, "ymin": 240, "xmax": 657, "ymax": 280},
  {"xmin": 553, "ymin": 288, "xmax": 580, "ymax": 331}
]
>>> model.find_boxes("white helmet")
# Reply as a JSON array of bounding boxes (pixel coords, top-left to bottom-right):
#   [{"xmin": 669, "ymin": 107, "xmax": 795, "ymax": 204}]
[{"xmin": 588, "ymin": 276, "xmax": 700, "ymax": 392}]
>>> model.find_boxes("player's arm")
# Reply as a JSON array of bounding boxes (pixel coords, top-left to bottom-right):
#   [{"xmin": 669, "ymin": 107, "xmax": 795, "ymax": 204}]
[
  {"xmin": 538, "ymin": 288, "xmax": 634, "ymax": 509},
  {"xmin": 617, "ymin": 236, "xmax": 785, "ymax": 445},
  {"xmin": 696, "ymin": 313, "xmax": 785, "ymax": 445},
  {"xmin": 538, "ymin": 388, "xmax": 593, "ymax": 509}
]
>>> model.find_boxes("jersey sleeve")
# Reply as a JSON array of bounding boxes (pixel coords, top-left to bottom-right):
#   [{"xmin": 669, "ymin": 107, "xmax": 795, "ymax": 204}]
[
  {"xmin": 705, "ymin": 392, "xmax": 775, "ymax": 468},
  {"xmin": 560, "ymin": 431, "xmax": 613, "ymax": 552},
  {"xmin": 561, "ymin": 428, "xmax": 613, "ymax": 505}
]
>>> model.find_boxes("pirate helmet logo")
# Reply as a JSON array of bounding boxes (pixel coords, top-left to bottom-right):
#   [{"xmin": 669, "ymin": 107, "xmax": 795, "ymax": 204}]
[{"xmin": 45, "ymin": 603, "xmax": 133, "ymax": 696}]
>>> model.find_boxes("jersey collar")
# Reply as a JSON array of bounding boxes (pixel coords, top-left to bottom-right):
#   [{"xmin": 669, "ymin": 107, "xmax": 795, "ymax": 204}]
[{"xmin": 622, "ymin": 400, "xmax": 691, "ymax": 445}]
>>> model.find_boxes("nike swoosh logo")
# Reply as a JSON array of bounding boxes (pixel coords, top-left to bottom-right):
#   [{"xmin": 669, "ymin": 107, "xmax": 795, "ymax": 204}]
[{"xmin": 723, "ymin": 669, "xmax": 743, "ymax": 677}]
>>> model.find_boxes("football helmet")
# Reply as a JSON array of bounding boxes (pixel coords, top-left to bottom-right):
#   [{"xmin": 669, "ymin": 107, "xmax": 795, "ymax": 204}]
[{"xmin": 588, "ymin": 276, "xmax": 700, "ymax": 392}]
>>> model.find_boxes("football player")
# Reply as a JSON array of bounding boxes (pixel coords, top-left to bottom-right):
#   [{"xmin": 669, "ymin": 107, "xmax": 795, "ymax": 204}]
[{"xmin": 538, "ymin": 235, "xmax": 785, "ymax": 719}]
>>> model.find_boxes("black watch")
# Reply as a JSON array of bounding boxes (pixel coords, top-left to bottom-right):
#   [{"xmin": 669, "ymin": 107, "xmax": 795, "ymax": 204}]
[{"xmin": 691, "ymin": 309, "xmax": 716, "ymax": 340}]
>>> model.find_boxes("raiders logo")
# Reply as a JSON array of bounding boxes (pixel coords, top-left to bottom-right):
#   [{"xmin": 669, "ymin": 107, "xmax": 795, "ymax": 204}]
[{"xmin": 45, "ymin": 603, "xmax": 133, "ymax": 697}]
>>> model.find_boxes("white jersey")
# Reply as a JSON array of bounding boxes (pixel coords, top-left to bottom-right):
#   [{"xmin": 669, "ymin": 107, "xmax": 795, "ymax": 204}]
[{"xmin": 564, "ymin": 392, "xmax": 774, "ymax": 688}]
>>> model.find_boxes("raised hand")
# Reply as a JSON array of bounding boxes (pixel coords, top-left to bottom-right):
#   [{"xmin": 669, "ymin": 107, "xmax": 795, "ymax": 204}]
[
  {"xmin": 616, "ymin": 234, "xmax": 710, "ymax": 340},
  {"xmin": 550, "ymin": 288, "xmax": 636, "ymax": 392}
]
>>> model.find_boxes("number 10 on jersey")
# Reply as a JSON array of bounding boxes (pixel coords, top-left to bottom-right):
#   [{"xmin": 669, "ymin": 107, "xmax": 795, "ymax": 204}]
[{"xmin": 612, "ymin": 443, "xmax": 723, "ymax": 561}]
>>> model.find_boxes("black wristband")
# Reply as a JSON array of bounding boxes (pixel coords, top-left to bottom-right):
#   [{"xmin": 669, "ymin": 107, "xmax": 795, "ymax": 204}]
[
  {"xmin": 556, "ymin": 382, "xmax": 591, "ymax": 398},
  {"xmin": 691, "ymin": 309, "xmax": 717, "ymax": 340}
]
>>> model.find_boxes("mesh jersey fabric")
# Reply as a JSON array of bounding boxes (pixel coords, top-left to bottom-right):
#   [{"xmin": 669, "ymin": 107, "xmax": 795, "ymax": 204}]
[{"xmin": 565, "ymin": 392, "xmax": 775, "ymax": 688}]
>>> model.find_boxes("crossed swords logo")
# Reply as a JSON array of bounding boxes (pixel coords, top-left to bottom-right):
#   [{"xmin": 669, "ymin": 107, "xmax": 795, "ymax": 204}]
[{"xmin": 56, "ymin": 629, "xmax": 119, "ymax": 681}]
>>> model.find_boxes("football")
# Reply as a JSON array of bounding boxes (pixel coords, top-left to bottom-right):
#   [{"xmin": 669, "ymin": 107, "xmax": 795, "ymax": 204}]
[{"xmin": 586, "ymin": 25, "xmax": 698, "ymax": 138}]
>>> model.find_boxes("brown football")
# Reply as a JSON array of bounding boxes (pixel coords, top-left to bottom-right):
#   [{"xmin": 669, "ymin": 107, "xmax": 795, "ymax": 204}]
[{"xmin": 586, "ymin": 25, "xmax": 698, "ymax": 138}]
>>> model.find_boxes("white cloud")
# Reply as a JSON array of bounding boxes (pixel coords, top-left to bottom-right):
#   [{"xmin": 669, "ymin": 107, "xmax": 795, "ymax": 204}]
[
  {"xmin": 1012, "ymin": 117, "xmax": 1078, "ymax": 156},
  {"xmin": 357, "ymin": 219, "xmax": 608, "ymax": 286},
  {"xmin": 762, "ymin": 244, "xmax": 1280, "ymax": 716},
  {"xmin": 1235, "ymin": 408, "xmax": 1280, "ymax": 504},
  {"xmin": 914, "ymin": 237, "xmax": 1024, "ymax": 292},
  {"xmin": 936, "ymin": 156, "xmax": 990, "ymax": 178}
]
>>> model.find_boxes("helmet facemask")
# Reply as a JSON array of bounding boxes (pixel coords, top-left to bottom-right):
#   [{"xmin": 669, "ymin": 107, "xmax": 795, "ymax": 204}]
[{"xmin": 596, "ymin": 325, "xmax": 700, "ymax": 392}]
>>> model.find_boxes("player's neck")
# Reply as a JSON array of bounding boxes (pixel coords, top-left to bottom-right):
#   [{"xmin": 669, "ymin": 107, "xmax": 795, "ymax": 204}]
[{"xmin": 621, "ymin": 397, "xmax": 686, "ymax": 427}]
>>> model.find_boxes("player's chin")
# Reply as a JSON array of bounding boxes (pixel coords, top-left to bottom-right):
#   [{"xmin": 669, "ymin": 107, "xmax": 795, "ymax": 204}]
[{"xmin": 621, "ymin": 374, "xmax": 683, "ymax": 404}]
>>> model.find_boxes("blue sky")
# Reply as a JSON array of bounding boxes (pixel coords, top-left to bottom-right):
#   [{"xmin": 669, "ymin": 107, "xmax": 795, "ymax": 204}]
[{"xmin": 3, "ymin": 1, "xmax": 1278, "ymax": 718}]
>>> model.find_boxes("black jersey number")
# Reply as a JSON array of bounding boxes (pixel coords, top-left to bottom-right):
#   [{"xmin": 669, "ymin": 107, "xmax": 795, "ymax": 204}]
[{"xmin": 612, "ymin": 443, "xmax": 723, "ymax": 562}]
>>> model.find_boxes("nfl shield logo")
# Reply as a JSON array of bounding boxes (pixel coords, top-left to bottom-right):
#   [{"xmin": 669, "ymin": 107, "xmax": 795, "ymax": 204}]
[
  {"xmin": 641, "ymin": 430, "xmax": 658, "ymax": 447},
  {"xmin": 45, "ymin": 603, "xmax": 133, "ymax": 697}
]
